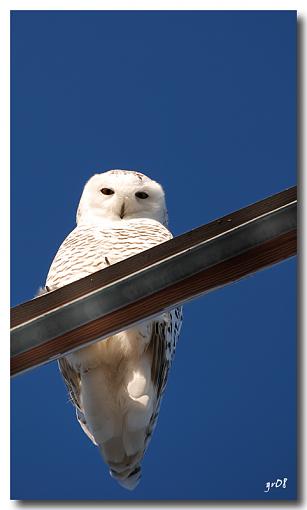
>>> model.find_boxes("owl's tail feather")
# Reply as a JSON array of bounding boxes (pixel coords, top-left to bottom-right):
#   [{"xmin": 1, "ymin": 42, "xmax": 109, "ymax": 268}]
[
  {"xmin": 99, "ymin": 437, "xmax": 142, "ymax": 490},
  {"xmin": 110, "ymin": 464, "xmax": 141, "ymax": 490}
]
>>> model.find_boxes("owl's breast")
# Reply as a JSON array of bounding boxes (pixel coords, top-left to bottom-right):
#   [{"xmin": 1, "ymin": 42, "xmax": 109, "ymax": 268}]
[{"xmin": 46, "ymin": 219, "xmax": 172, "ymax": 290}]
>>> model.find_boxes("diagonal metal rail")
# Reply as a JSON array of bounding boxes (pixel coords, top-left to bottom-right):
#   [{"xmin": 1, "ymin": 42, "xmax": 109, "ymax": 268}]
[{"xmin": 11, "ymin": 186, "xmax": 297, "ymax": 377}]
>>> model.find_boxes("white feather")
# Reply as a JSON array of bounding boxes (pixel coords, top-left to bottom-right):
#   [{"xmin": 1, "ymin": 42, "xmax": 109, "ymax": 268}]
[{"xmin": 46, "ymin": 170, "xmax": 182, "ymax": 489}]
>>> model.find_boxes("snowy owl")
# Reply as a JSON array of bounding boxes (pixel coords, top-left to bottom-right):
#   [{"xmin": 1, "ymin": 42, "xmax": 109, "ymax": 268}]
[{"xmin": 45, "ymin": 170, "xmax": 183, "ymax": 490}]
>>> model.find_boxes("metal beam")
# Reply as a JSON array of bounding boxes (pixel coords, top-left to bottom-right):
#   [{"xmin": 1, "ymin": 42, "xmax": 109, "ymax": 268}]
[{"xmin": 11, "ymin": 186, "xmax": 297, "ymax": 377}]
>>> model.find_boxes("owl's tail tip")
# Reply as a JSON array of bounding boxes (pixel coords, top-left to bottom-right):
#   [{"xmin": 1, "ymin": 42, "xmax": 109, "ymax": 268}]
[{"xmin": 110, "ymin": 465, "xmax": 141, "ymax": 491}]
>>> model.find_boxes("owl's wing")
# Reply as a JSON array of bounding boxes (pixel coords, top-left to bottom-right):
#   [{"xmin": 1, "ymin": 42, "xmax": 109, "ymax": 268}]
[
  {"xmin": 58, "ymin": 357, "xmax": 97, "ymax": 445},
  {"xmin": 46, "ymin": 225, "xmax": 110, "ymax": 290},
  {"xmin": 145, "ymin": 306, "xmax": 183, "ymax": 449},
  {"xmin": 46, "ymin": 221, "xmax": 172, "ymax": 290}
]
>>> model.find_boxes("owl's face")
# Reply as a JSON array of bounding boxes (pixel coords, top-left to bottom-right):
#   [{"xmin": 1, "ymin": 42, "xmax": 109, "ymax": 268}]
[{"xmin": 77, "ymin": 170, "xmax": 168, "ymax": 226}]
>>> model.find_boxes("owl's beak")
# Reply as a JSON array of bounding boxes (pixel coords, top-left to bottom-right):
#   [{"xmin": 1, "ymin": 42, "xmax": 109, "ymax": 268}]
[{"xmin": 119, "ymin": 202, "xmax": 125, "ymax": 219}]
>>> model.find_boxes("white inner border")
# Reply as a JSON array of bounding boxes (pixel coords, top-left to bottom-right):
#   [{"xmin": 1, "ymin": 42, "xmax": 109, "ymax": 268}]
[{"xmin": 2, "ymin": 3, "xmax": 304, "ymax": 510}]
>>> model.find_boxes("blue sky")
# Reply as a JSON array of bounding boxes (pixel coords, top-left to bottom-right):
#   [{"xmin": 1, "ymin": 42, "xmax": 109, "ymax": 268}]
[{"xmin": 11, "ymin": 10, "xmax": 296, "ymax": 500}]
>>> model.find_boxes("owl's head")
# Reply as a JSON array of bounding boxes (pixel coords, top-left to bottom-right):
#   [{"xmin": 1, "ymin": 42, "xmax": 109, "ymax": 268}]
[{"xmin": 76, "ymin": 170, "xmax": 168, "ymax": 226}]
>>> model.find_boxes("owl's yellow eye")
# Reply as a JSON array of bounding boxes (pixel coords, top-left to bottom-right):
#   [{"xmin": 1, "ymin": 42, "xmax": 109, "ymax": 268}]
[
  {"xmin": 135, "ymin": 191, "xmax": 149, "ymax": 199},
  {"xmin": 101, "ymin": 188, "xmax": 114, "ymax": 195}
]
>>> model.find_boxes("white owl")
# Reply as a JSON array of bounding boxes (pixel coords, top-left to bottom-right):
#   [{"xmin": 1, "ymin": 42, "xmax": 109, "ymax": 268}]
[{"xmin": 45, "ymin": 170, "xmax": 182, "ymax": 490}]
